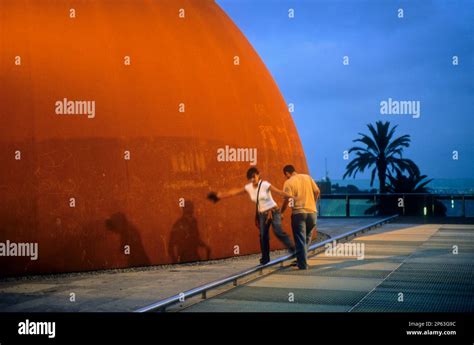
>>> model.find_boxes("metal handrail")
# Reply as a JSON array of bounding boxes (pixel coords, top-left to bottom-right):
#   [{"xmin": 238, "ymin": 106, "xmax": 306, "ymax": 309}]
[
  {"xmin": 317, "ymin": 193, "xmax": 473, "ymax": 217},
  {"xmin": 135, "ymin": 214, "xmax": 399, "ymax": 312}
]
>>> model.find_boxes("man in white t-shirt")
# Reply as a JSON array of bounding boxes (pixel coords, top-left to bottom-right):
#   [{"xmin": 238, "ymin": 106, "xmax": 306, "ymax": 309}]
[{"xmin": 208, "ymin": 167, "xmax": 295, "ymax": 265}]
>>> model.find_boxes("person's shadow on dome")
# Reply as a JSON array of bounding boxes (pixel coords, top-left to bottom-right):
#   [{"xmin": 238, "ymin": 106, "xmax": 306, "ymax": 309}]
[
  {"xmin": 105, "ymin": 212, "xmax": 150, "ymax": 266},
  {"xmin": 168, "ymin": 201, "xmax": 211, "ymax": 263}
]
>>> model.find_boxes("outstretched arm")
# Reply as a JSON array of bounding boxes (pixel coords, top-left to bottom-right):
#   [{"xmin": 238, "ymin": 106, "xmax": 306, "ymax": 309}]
[
  {"xmin": 269, "ymin": 185, "xmax": 293, "ymax": 199},
  {"xmin": 217, "ymin": 187, "xmax": 246, "ymax": 200},
  {"xmin": 281, "ymin": 197, "xmax": 290, "ymax": 215},
  {"xmin": 280, "ymin": 183, "xmax": 294, "ymax": 215}
]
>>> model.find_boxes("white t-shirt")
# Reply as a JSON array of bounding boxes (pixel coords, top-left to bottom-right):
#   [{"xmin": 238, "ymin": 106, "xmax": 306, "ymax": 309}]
[{"xmin": 244, "ymin": 180, "xmax": 277, "ymax": 212}]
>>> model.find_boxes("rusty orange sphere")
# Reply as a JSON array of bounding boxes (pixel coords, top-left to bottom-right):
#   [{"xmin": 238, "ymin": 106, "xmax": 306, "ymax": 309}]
[{"xmin": 0, "ymin": 1, "xmax": 308, "ymax": 275}]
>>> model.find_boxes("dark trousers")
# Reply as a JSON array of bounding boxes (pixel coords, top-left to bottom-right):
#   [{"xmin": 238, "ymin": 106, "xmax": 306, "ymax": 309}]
[
  {"xmin": 258, "ymin": 208, "xmax": 294, "ymax": 264},
  {"xmin": 291, "ymin": 212, "xmax": 317, "ymax": 269}
]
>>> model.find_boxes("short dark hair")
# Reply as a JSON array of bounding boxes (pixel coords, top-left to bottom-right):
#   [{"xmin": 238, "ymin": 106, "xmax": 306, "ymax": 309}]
[
  {"xmin": 283, "ymin": 165, "xmax": 296, "ymax": 174},
  {"xmin": 246, "ymin": 167, "xmax": 259, "ymax": 180}
]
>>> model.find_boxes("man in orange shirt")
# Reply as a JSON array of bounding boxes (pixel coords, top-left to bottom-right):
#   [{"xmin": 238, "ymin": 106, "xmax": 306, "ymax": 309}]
[{"xmin": 281, "ymin": 165, "xmax": 320, "ymax": 269}]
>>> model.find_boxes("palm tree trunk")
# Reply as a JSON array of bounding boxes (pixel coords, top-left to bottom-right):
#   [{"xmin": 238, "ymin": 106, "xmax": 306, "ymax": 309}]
[
  {"xmin": 377, "ymin": 163, "xmax": 387, "ymax": 193},
  {"xmin": 377, "ymin": 163, "xmax": 389, "ymax": 215}
]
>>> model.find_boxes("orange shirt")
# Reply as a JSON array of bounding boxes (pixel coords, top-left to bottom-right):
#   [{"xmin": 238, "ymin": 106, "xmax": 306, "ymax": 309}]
[{"xmin": 283, "ymin": 174, "xmax": 319, "ymax": 214}]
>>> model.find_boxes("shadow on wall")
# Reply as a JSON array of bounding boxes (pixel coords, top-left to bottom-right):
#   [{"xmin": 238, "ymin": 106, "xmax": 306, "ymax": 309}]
[
  {"xmin": 169, "ymin": 201, "xmax": 211, "ymax": 263},
  {"xmin": 105, "ymin": 212, "xmax": 150, "ymax": 266}
]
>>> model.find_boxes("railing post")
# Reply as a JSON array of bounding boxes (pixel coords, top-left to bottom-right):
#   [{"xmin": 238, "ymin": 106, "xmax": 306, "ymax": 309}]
[
  {"xmin": 402, "ymin": 194, "xmax": 406, "ymax": 216},
  {"xmin": 373, "ymin": 194, "xmax": 376, "ymax": 216},
  {"xmin": 346, "ymin": 195, "xmax": 350, "ymax": 217},
  {"xmin": 423, "ymin": 194, "xmax": 428, "ymax": 217}
]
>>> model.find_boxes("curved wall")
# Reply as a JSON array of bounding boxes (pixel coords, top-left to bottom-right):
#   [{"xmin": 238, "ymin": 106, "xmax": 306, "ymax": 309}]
[{"xmin": 0, "ymin": 0, "xmax": 308, "ymax": 275}]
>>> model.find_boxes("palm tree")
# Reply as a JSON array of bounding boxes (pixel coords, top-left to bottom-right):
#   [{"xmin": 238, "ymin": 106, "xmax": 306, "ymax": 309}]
[
  {"xmin": 383, "ymin": 169, "xmax": 446, "ymax": 216},
  {"xmin": 343, "ymin": 121, "xmax": 420, "ymax": 193},
  {"xmin": 387, "ymin": 169, "xmax": 432, "ymax": 193}
]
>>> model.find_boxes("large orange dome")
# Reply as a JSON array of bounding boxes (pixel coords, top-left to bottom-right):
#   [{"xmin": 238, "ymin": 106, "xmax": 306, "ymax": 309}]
[{"xmin": 0, "ymin": 0, "xmax": 308, "ymax": 275}]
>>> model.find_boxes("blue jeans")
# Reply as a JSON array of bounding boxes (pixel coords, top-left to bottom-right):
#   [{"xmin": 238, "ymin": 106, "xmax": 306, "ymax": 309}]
[
  {"xmin": 258, "ymin": 208, "xmax": 294, "ymax": 264},
  {"xmin": 291, "ymin": 212, "xmax": 317, "ymax": 269}
]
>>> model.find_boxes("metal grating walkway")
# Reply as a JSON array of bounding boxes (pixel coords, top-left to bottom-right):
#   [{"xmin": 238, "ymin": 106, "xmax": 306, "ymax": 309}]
[{"xmin": 183, "ymin": 224, "xmax": 474, "ymax": 312}]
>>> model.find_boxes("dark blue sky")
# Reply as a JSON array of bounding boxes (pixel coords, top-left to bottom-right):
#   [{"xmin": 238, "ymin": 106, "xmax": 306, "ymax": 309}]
[{"xmin": 217, "ymin": 0, "xmax": 474, "ymax": 181}]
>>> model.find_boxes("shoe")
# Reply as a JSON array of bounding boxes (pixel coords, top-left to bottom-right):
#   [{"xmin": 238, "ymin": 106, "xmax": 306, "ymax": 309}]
[
  {"xmin": 260, "ymin": 258, "xmax": 270, "ymax": 265},
  {"xmin": 290, "ymin": 260, "xmax": 298, "ymax": 267}
]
